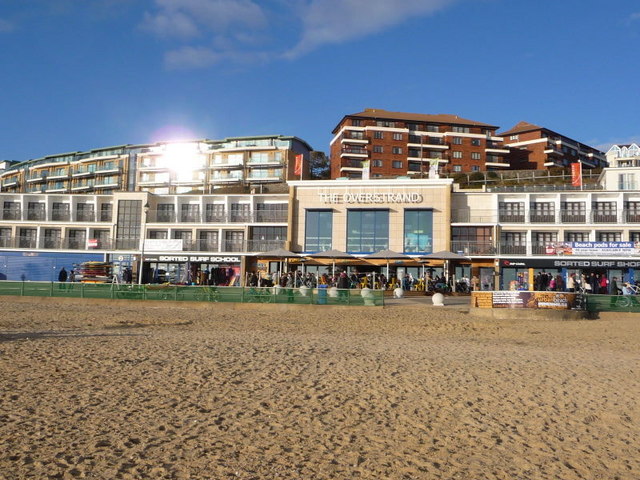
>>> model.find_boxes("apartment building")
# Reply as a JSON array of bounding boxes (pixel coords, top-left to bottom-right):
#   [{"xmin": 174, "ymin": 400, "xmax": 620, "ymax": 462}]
[
  {"xmin": 606, "ymin": 143, "xmax": 640, "ymax": 168},
  {"xmin": 500, "ymin": 121, "xmax": 607, "ymax": 170},
  {"xmin": 329, "ymin": 109, "xmax": 510, "ymax": 179},
  {"xmin": 0, "ymin": 135, "xmax": 313, "ymax": 196}
]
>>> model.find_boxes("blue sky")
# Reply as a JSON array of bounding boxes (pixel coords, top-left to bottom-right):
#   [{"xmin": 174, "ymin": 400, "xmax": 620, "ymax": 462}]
[{"xmin": 1, "ymin": 0, "xmax": 639, "ymax": 161}]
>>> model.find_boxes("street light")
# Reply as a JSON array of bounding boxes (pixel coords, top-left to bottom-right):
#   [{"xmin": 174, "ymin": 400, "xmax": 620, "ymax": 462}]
[{"xmin": 138, "ymin": 202, "xmax": 150, "ymax": 285}]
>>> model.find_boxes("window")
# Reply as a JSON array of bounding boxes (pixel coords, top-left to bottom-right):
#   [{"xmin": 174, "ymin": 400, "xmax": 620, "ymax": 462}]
[
  {"xmin": 205, "ymin": 204, "xmax": 225, "ymax": 222},
  {"xmin": 198, "ymin": 231, "xmax": 218, "ymax": 252},
  {"xmin": 372, "ymin": 160, "xmax": 383, "ymax": 167},
  {"xmin": 592, "ymin": 202, "xmax": 617, "ymax": 223},
  {"xmin": 471, "ymin": 152, "xmax": 481, "ymax": 160},
  {"xmin": 373, "ymin": 145, "xmax": 383, "ymax": 153},
  {"xmin": 426, "ymin": 124, "xmax": 439, "ymax": 132},
  {"xmin": 2, "ymin": 201, "xmax": 20, "ymax": 220},
  {"xmin": 452, "ymin": 226, "xmax": 493, "ymax": 255},
  {"xmin": 452, "ymin": 137, "xmax": 463, "ymax": 145},
  {"xmin": 404, "ymin": 210, "xmax": 433, "ymax": 253},
  {"xmin": 352, "ymin": 119, "xmax": 362, "ymax": 126},
  {"xmin": 392, "ymin": 161, "xmax": 403, "ymax": 168},
  {"xmin": 471, "ymin": 139, "xmax": 481, "ymax": 146},
  {"xmin": 471, "ymin": 165, "xmax": 480, "ymax": 172},
  {"xmin": 619, "ymin": 173, "xmax": 636, "ymax": 190},
  {"xmin": 100, "ymin": 203, "xmax": 112, "ymax": 222},
  {"xmin": 509, "ymin": 135, "xmax": 519, "ymax": 140},
  {"xmin": 347, "ymin": 210, "xmax": 389, "ymax": 252},
  {"xmin": 52, "ymin": 202, "xmax": 70, "ymax": 221},
  {"xmin": 0, "ymin": 228, "xmax": 10, "ymax": 248},
  {"xmin": 374, "ymin": 131, "xmax": 384, "ymax": 139},
  {"xmin": 250, "ymin": 226, "xmax": 286, "ymax": 251},
  {"xmin": 597, "ymin": 232, "xmax": 621, "ymax": 242},
  {"xmin": 392, "ymin": 147, "xmax": 403, "ymax": 154},
  {"xmin": 256, "ymin": 203, "xmax": 287, "ymax": 222},
  {"xmin": 631, "ymin": 232, "xmax": 640, "ymax": 242},
  {"xmin": 561, "ymin": 202, "xmax": 586, "ymax": 223},
  {"xmin": 407, "ymin": 123, "xmax": 420, "ymax": 131},
  {"xmin": 230, "ymin": 203, "xmax": 251, "ymax": 222},
  {"xmin": 180, "ymin": 204, "xmax": 200, "ymax": 222},
  {"xmin": 565, "ymin": 232, "xmax": 588, "ymax": 242},
  {"xmin": 27, "ymin": 202, "xmax": 45, "ymax": 221},
  {"xmin": 532, "ymin": 231, "xmax": 557, "ymax": 254},
  {"xmin": 224, "ymin": 231, "xmax": 244, "ymax": 251},
  {"xmin": 625, "ymin": 201, "xmax": 640, "ymax": 222},
  {"xmin": 453, "ymin": 165, "xmax": 462, "ymax": 172},
  {"xmin": 44, "ymin": 229, "xmax": 61, "ymax": 249},
  {"xmin": 19, "ymin": 228, "xmax": 37, "ymax": 248},
  {"xmin": 499, "ymin": 202, "xmax": 525, "ymax": 222},
  {"xmin": 149, "ymin": 230, "xmax": 168, "ymax": 239},
  {"xmin": 305, "ymin": 210, "xmax": 333, "ymax": 251},
  {"xmin": 452, "ymin": 126, "xmax": 470, "ymax": 133},
  {"xmin": 501, "ymin": 232, "xmax": 526, "ymax": 254},
  {"xmin": 156, "ymin": 204, "xmax": 175, "ymax": 223},
  {"xmin": 452, "ymin": 151, "xmax": 463, "ymax": 159},
  {"xmin": 67, "ymin": 229, "xmax": 87, "ymax": 250},
  {"xmin": 393, "ymin": 133, "xmax": 403, "ymax": 141},
  {"xmin": 530, "ymin": 202, "xmax": 555, "ymax": 223},
  {"xmin": 76, "ymin": 203, "xmax": 95, "ymax": 222},
  {"xmin": 376, "ymin": 121, "xmax": 395, "ymax": 128}
]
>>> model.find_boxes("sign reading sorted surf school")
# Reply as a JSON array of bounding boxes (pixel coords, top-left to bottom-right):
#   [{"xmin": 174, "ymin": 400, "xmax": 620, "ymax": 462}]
[
  {"xmin": 545, "ymin": 241, "xmax": 640, "ymax": 256},
  {"xmin": 473, "ymin": 291, "xmax": 577, "ymax": 310},
  {"xmin": 319, "ymin": 192, "xmax": 423, "ymax": 204}
]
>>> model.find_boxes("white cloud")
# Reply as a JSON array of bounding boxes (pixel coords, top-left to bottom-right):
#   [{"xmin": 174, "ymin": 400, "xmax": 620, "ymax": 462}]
[
  {"xmin": 629, "ymin": 12, "xmax": 640, "ymax": 22},
  {"xmin": 141, "ymin": 0, "xmax": 464, "ymax": 69},
  {"xmin": 0, "ymin": 18, "xmax": 14, "ymax": 33},
  {"xmin": 141, "ymin": 0, "xmax": 267, "ymax": 38},
  {"xmin": 284, "ymin": 0, "xmax": 460, "ymax": 59},
  {"xmin": 164, "ymin": 45, "xmax": 223, "ymax": 69}
]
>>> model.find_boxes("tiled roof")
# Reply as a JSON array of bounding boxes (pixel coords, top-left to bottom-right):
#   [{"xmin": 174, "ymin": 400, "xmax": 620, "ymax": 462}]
[{"xmin": 499, "ymin": 121, "xmax": 545, "ymax": 136}]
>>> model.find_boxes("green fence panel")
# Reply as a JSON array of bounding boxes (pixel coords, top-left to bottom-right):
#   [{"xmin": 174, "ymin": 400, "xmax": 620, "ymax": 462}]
[
  {"xmin": 586, "ymin": 294, "xmax": 640, "ymax": 313},
  {"xmin": 0, "ymin": 281, "xmax": 384, "ymax": 306}
]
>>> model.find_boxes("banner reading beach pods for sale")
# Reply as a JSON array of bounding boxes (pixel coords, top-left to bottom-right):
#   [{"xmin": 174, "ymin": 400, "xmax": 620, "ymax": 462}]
[{"xmin": 544, "ymin": 241, "xmax": 640, "ymax": 256}]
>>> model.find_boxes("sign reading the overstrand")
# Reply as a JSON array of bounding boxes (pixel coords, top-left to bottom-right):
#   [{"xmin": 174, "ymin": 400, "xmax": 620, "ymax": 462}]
[{"xmin": 319, "ymin": 192, "xmax": 423, "ymax": 204}]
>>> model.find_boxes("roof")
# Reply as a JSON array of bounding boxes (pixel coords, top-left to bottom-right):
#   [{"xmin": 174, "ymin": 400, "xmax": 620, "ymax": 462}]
[
  {"xmin": 498, "ymin": 121, "xmax": 545, "ymax": 136},
  {"xmin": 332, "ymin": 108, "xmax": 499, "ymax": 133}
]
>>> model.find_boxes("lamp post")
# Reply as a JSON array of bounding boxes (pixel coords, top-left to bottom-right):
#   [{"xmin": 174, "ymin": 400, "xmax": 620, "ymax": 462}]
[{"xmin": 138, "ymin": 202, "xmax": 150, "ymax": 285}]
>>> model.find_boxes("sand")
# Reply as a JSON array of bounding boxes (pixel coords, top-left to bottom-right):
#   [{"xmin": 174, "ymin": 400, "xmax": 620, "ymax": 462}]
[{"xmin": 1, "ymin": 299, "xmax": 639, "ymax": 480}]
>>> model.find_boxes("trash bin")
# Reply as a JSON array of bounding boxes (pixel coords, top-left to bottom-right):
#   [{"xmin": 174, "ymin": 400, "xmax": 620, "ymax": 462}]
[{"xmin": 317, "ymin": 285, "xmax": 327, "ymax": 305}]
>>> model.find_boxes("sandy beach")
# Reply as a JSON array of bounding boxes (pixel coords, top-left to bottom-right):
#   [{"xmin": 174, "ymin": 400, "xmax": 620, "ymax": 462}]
[{"xmin": 1, "ymin": 298, "xmax": 639, "ymax": 479}]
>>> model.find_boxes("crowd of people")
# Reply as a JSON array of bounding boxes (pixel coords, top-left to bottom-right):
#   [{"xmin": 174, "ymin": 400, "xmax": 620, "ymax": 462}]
[
  {"xmin": 245, "ymin": 270, "xmax": 480, "ymax": 294},
  {"xmin": 526, "ymin": 271, "xmax": 636, "ymax": 295}
]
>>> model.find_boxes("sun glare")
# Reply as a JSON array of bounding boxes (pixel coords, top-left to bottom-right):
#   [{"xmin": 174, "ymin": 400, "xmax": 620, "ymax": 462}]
[{"xmin": 159, "ymin": 142, "xmax": 206, "ymax": 181}]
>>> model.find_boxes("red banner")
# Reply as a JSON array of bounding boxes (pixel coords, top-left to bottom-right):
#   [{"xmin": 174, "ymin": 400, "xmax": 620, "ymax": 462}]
[
  {"xmin": 571, "ymin": 162, "xmax": 582, "ymax": 187},
  {"xmin": 294, "ymin": 154, "xmax": 303, "ymax": 176}
]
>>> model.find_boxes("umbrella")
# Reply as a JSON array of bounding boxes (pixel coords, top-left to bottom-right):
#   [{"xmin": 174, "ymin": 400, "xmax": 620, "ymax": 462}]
[
  {"xmin": 306, "ymin": 249, "xmax": 356, "ymax": 274},
  {"xmin": 421, "ymin": 251, "xmax": 470, "ymax": 283},
  {"xmin": 364, "ymin": 249, "xmax": 413, "ymax": 279}
]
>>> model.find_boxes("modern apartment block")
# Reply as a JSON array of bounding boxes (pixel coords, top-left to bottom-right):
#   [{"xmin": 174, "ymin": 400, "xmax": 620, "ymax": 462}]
[
  {"xmin": 500, "ymin": 121, "xmax": 607, "ymax": 170},
  {"xmin": 606, "ymin": 143, "xmax": 640, "ymax": 168},
  {"xmin": 0, "ymin": 135, "xmax": 313, "ymax": 196},
  {"xmin": 329, "ymin": 109, "xmax": 510, "ymax": 179}
]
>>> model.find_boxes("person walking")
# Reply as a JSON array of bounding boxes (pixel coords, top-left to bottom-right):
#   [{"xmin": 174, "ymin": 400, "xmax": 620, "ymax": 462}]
[{"xmin": 58, "ymin": 267, "xmax": 67, "ymax": 290}]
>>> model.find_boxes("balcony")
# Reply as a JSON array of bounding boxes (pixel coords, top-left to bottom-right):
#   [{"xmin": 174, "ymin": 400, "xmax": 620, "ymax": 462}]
[
  {"xmin": 18, "ymin": 236, "xmax": 38, "ymax": 249},
  {"xmin": 115, "ymin": 238, "xmax": 140, "ymax": 250},
  {"xmin": 499, "ymin": 242, "xmax": 527, "ymax": 255},
  {"xmin": 341, "ymin": 133, "xmax": 368, "ymax": 144},
  {"xmin": 229, "ymin": 213, "xmax": 252, "ymax": 223},
  {"xmin": 340, "ymin": 147, "xmax": 368, "ymax": 158},
  {"xmin": 1, "ymin": 209, "xmax": 21, "ymax": 221},
  {"xmin": 76, "ymin": 212, "xmax": 96, "ymax": 222},
  {"xmin": 179, "ymin": 212, "xmax": 202, "ymax": 223},
  {"xmin": 451, "ymin": 209, "xmax": 497, "ymax": 223},
  {"xmin": 623, "ymin": 210, "xmax": 640, "ymax": 223},
  {"xmin": 42, "ymin": 238, "xmax": 62, "ymax": 249},
  {"xmin": 26, "ymin": 174, "xmax": 47, "ymax": 183},
  {"xmin": 560, "ymin": 213, "xmax": 586, "ymax": 223},
  {"xmin": 529, "ymin": 212, "xmax": 556, "ymax": 223},
  {"xmin": 64, "ymin": 238, "xmax": 88, "ymax": 250},
  {"xmin": 52, "ymin": 212, "xmax": 71, "ymax": 221},
  {"xmin": 0, "ymin": 236, "xmax": 12, "ymax": 248},
  {"xmin": 149, "ymin": 211, "xmax": 177, "ymax": 223},
  {"xmin": 193, "ymin": 240, "xmax": 220, "ymax": 252},
  {"xmin": 592, "ymin": 211, "xmax": 618, "ymax": 224},
  {"xmin": 222, "ymin": 241, "xmax": 246, "ymax": 252},
  {"xmin": 498, "ymin": 212, "xmax": 526, "ymax": 223},
  {"xmin": 256, "ymin": 211, "xmax": 287, "ymax": 223},
  {"xmin": 450, "ymin": 241, "xmax": 496, "ymax": 256},
  {"xmin": 246, "ymin": 239, "xmax": 286, "ymax": 252},
  {"xmin": 26, "ymin": 210, "xmax": 45, "ymax": 221}
]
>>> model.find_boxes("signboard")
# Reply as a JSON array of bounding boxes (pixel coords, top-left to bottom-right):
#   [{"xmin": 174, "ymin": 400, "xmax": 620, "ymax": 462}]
[
  {"xmin": 501, "ymin": 258, "xmax": 640, "ymax": 269},
  {"xmin": 87, "ymin": 239, "xmax": 98, "ymax": 248},
  {"xmin": 144, "ymin": 255, "xmax": 241, "ymax": 263},
  {"xmin": 144, "ymin": 239, "xmax": 183, "ymax": 252},
  {"xmin": 544, "ymin": 241, "xmax": 640, "ymax": 256},
  {"xmin": 318, "ymin": 192, "xmax": 423, "ymax": 204},
  {"xmin": 472, "ymin": 291, "xmax": 577, "ymax": 310}
]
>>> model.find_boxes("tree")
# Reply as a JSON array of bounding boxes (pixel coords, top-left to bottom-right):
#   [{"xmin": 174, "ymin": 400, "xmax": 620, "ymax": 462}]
[{"xmin": 309, "ymin": 151, "xmax": 330, "ymax": 179}]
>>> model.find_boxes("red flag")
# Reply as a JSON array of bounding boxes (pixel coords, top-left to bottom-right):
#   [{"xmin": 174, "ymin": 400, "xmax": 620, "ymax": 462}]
[
  {"xmin": 571, "ymin": 162, "xmax": 582, "ymax": 187},
  {"xmin": 294, "ymin": 154, "xmax": 303, "ymax": 176}
]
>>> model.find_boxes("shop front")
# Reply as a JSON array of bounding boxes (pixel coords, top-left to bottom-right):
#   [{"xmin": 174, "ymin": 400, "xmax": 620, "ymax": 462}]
[
  {"xmin": 142, "ymin": 254, "xmax": 243, "ymax": 285},
  {"xmin": 500, "ymin": 258, "xmax": 640, "ymax": 291}
]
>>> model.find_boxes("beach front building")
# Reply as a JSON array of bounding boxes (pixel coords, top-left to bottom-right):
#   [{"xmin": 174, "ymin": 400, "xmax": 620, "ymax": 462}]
[
  {"xmin": 500, "ymin": 121, "xmax": 607, "ymax": 171},
  {"xmin": 0, "ymin": 189, "xmax": 290, "ymax": 283},
  {"xmin": 451, "ymin": 165, "xmax": 640, "ymax": 290},
  {"xmin": 0, "ymin": 135, "xmax": 313, "ymax": 196},
  {"xmin": 278, "ymin": 178, "xmax": 454, "ymax": 283},
  {"xmin": 606, "ymin": 143, "xmax": 640, "ymax": 168},
  {"xmin": 329, "ymin": 109, "xmax": 510, "ymax": 179}
]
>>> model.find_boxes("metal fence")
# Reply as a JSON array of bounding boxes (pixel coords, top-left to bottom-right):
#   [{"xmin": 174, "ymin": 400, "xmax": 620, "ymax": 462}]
[
  {"xmin": 585, "ymin": 294, "xmax": 640, "ymax": 313},
  {"xmin": 0, "ymin": 281, "xmax": 384, "ymax": 306}
]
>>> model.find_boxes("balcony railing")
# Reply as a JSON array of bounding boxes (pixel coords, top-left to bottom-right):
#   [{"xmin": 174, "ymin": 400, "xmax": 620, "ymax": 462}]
[
  {"xmin": 223, "ymin": 242, "xmax": 246, "ymax": 252},
  {"xmin": 560, "ymin": 213, "xmax": 586, "ymax": 223},
  {"xmin": 193, "ymin": 240, "xmax": 220, "ymax": 252},
  {"xmin": 27, "ymin": 211, "xmax": 46, "ymax": 221},
  {"xmin": 498, "ymin": 212, "xmax": 526, "ymax": 223},
  {"xmin": 146, "ymin": 210, "xmax": 287, "ymax": 224},
  {"xmin": 0, "ymin": 236, "xmax": 12, "ymax": 248},
  {"xmin": 592, "ymin": 211, "xmax": 618, "ymax": 223},
  {"xmin": 529, "ymin": 213, "xmax": 556, "ymax": 223},
  {"xmin": 450, "ymin": 241, "xmax": 496, "ymax": 256},
  {"xmin": 498, "ymin": 243, "xmax": 527, "ymax": 255},
  {"xmin": 1, "ymin": 209, "xmax": 21, "ymax": 221},
  {"xmin": 76, "ymin": 212, "xmax": 96, "ymax": 222},
  {"xmin": 246, "ymin": 239, "xmax": 286, "ymax": 252}
]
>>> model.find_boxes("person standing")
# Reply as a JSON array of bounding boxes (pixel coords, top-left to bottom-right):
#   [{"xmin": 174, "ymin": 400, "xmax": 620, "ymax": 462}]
[{"xmin": 58, "ymin": 267, "xmax": 67, "ymax": 282}]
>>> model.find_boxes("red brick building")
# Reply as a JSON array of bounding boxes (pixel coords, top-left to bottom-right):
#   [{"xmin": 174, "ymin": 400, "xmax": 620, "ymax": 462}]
[
  {"xmin": 329, "ymin": 108, "xmax": 510, "ymax": 179},
  {"xmin": 500, "ymin": 121, "xmax": 606, "ymax": 170}
]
